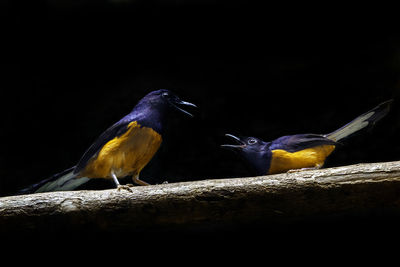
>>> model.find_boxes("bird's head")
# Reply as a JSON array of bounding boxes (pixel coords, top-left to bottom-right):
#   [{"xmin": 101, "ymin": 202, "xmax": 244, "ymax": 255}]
[
  {"xmin": 141, "ymin": 89, "xmax": 197, "ymax": 117},
  {"xmin": 221, "ymin": 134, "xmax": 271, "ymax": 175}
]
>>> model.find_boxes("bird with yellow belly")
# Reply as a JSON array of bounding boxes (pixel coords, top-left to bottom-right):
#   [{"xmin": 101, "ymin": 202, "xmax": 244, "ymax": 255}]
[
  {"xmin": 20, "ymin": 89, "xmax": 196, "ymax": 194},
  {"xmin": 222, "ymin": 100, "xmax": 392, "ymax": 176}
]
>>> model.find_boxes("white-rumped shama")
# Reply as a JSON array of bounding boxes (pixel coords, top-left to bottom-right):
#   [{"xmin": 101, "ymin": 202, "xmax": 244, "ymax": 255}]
[
  {"xmin": 20, "ymin": 89, "xmax": 196, "ymax": 194},
  {"xmin": 222, "ymin": 100, "xmax": 392, "ymax": 175}
]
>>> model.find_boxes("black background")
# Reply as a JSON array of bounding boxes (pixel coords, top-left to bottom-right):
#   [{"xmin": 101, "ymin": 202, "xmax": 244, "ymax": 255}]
[{"xmin": 2, "ymin": 1, "xmax": 400, "ymax": 247}]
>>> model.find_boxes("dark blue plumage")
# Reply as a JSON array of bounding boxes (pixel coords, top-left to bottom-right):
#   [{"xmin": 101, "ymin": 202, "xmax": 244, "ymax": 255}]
[
  {"xmin": 19, "ymin": 89, "xmax": 196, "ymax": 194},
  {"xmin": 74, "ymin": 90, "xmax": 175, "ymax": 175},
  {"xmin": 269, "ymin": 134, "xmax": 338, "ymax": 152},
  {"xmin": 223, "ymin": 100, "xmax": 392, "ymax": 176}
]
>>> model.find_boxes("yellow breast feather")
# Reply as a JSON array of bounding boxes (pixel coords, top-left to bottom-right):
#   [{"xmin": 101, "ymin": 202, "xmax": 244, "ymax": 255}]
[
  {"xmin": 80, "ymin": 121, "xmax": 162, "ymax": 178},
  {"xmin": 268, "ymin": 145, "xmax": 335, "ymax": 174}
]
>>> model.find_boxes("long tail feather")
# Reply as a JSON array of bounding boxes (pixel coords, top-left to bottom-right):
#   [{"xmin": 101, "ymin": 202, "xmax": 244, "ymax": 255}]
[
  {"xmin": 325, "ymin": 99, "xmax": 393, "ymax": 142},
  {"xmin": 18, "ymin": 166, "xmax": 90, "ymax": 194}
]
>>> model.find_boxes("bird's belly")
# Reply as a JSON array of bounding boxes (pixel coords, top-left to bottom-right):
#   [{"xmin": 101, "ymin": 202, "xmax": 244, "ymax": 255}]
[
  {"xmin": 268, "ymin": 145, "xmax": 335, "ymax": 174},
  {"xmin": 80, "ymin": 124, "xmax": 162, "ymax": 178}
]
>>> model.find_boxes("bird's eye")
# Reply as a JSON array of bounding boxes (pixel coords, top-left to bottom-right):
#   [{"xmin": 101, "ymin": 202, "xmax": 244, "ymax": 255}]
[
  {"xmin": 248, "ymin": 138, "xmax": 257, "ymax": 145},
  {"xmin": 162, "ymin": 92, "xmax": 169, "ymax": 97}
]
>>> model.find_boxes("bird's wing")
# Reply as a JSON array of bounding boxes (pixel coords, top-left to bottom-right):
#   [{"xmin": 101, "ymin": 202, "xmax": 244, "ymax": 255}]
[
  {"xmin": 73, "ymin": 118, "xmax": 133, "ymax": 174},
  {"xmin": 270, "ymin": 134, "xmax": 338, "ymax": 153}
]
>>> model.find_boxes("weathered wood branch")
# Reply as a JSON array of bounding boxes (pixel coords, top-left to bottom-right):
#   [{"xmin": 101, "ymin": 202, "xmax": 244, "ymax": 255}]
[{"xmin": 1, "ymin": 161, "xmax": 400, "ymax": 234}]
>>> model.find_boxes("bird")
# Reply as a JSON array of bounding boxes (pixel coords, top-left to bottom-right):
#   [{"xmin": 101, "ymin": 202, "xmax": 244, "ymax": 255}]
[
  {"xmin": 19, "ymin": 89, "xmax": 196, "ymax": 194},
  {"xmin": 222, "ymin": 100, "xmax": 392, "ymax": 176}
]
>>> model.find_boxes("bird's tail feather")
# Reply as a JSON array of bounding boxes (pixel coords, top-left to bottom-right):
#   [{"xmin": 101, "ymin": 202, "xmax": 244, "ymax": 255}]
[
  {"xmin": 18, "ymin": 166, "xmax": 90, "ymax": 194},
  {"xmin": 325, "ymin": 100, "xmax": 393, "ymax": 142}
]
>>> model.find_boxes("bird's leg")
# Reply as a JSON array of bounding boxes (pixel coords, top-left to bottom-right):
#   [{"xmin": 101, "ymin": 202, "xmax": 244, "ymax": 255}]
[
  {"xmin": 111, "ymin": 171, "xmax": 133, "ymax": 192},
  {"xmin": 111, "ymin": 171, "xmax": 120, "ymax": 186},
  {"xmin": 132, "ymin": 174, "xmax": 150, "ymax": 186}
]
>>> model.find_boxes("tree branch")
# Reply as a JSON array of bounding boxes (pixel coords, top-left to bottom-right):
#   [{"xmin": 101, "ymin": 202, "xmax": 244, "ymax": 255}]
[{"xmin": 1, "ymin": 161, "xmax": 400, "ymax": 234}]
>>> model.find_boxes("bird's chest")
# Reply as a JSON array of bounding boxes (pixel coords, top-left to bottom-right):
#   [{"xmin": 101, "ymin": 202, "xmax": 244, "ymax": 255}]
[
  {"xmin": 268, "ymin": 145, "xmax": 335, "ymax": 174},
  {"xmin": 81, "ymin": 123, "xmax": 163, "ymax": 178}
]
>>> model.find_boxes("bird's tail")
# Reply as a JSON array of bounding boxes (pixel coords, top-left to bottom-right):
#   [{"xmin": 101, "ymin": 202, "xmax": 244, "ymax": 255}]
[
  {"xmin": 324, "ymin": 100, "xmax": 393, "ymax": 142},
  {"xmin": 18, "ymin": 166, "xmax": 90, "ymax": 194}
]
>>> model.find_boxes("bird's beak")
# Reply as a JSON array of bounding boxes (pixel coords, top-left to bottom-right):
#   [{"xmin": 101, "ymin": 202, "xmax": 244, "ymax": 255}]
[
  {"xmin": 221, "ymin": 134, "xmax": 246, "ymax": 149},
  {"xmin": 171, "ymin": 100, "xmax": 197, "ymax": 117}
]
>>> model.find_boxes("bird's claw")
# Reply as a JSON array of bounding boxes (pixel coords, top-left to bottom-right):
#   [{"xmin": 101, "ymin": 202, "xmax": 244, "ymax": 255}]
[{"xmin": 117, "ymin": 185, "xmax": 134, "ymax": 193}]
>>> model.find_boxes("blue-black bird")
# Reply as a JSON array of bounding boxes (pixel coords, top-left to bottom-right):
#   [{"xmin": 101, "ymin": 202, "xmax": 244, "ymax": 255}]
[
  {"xmin": 222, "ymin": 100, "xmax": 392, "ymax": 176},
  {"xmin": 20, "ymin": 89, "xmax": 196, "ymax": 194}
]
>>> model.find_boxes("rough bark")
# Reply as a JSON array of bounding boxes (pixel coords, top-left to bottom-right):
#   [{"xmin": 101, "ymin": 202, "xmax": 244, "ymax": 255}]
[{"xmin": 1, "ymin": 161, "xmax": 400, "ymax": 234}]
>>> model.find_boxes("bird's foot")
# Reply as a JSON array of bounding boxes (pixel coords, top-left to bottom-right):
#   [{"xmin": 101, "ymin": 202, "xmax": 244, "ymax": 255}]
[{"xmin": 117, "ymin": 184, "xmax": 134, "ymax": 193}]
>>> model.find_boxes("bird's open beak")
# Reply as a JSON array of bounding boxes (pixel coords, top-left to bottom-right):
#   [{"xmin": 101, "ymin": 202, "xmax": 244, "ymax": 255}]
[
  {"xmin": 171, "ymin": 100, "xmax": 197, "ymax": 117},
  {"xmin": 221, "ymin": 134, "xmax": 246, "ymax": 149}
]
